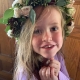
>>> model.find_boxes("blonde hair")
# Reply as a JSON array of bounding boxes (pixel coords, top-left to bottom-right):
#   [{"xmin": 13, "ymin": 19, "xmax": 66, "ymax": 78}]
[{"xmin": 13, "ymin": 5, "xmax": 65, "ymax": 80}]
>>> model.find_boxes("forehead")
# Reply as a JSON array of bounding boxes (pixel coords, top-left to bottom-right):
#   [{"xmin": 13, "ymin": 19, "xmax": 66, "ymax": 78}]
[{"xmin": 34, "ymin": 6, "xmax": 61, "ymax": 26}]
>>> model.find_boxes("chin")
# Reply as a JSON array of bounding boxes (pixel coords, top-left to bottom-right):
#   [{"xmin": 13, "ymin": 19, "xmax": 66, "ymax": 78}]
[{"xmin": 42, "ymin": 53, "xmax": 56, "ymax": 59}]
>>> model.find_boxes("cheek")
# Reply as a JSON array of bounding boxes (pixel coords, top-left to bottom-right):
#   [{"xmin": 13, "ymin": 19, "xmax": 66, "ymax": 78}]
[
  {"xmin": 32, "ymin": 36, "xmax": 41, "ymax": 51},
  {"xmin": 54, "ymin": 32, "xmax": 63, "ymax": 46},
  {"xmin": 32, "ymin": 37, "xmax": 37, "ymax": 47}
]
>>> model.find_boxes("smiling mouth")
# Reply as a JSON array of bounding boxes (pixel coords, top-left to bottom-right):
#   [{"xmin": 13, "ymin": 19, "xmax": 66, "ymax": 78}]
[{"xmin": 41, "ymin": 45, "xmax": 55, "ymax": 49}]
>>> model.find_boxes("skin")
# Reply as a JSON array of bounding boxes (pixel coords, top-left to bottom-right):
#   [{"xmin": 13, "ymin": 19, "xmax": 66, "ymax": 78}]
[{"xmin": 32, "ymin": 6, "xmax": 63, "ymax": 80}]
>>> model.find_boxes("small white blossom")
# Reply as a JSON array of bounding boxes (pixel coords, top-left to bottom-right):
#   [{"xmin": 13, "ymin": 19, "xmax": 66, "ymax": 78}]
[
  {"xmin": 66, "ymin": 0, "xmax": 75, "ymax": 34},
  {"xmin": 67, "ymin": 7, "xmax": 76, "ymax": 16},
  {"xmin": 7, "ymin": 30, "xmax": 13, "ymax": 38},
  {"xmin": 15, "ymin": 38, "xmax": 18, "ymax": 42},
  {"xmin": 14, "ymin": 8, "xmax": 21, "ymax": 18},
  {"xmin": 70, "ymin": 0, "xmax": 75, "ymax": 4},
  {"xmin": 12, "ymin": 0, "xmax": 22, "ymax": 7},
  {"xmin": 67, "ymin": 4, "xmax": 73, "ymax": 8},
  {"xmin": 21, "ymin": 6, "xmax": 32, "ymax": 16},
  {"xmin": 13, "ymin": 6, "xmax": 32, "ymax": 18}
]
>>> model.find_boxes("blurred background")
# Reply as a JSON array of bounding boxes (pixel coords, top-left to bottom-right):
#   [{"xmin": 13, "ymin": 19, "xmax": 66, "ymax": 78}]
[{"xmin": 0, "ymin": 0, "xmax": 80, "ymax": 80}]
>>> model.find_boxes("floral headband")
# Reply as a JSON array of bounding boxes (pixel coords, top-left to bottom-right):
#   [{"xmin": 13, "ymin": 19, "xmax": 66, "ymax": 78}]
[{"xmin": 0, "ymin": 0, "xmax": 75, "ymax": 39}]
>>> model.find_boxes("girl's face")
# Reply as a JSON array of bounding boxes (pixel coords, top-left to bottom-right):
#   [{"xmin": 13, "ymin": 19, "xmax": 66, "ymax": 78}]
[{"xmin": 32, "ymin": 6, "xmax": 63, "ymax": 59}]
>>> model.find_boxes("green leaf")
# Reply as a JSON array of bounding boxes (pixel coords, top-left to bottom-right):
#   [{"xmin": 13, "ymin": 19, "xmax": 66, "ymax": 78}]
[
  {"xmin": 0, "ymin": 17, "xmax": 8, "ymax": 24},
  {"xmin": 0, "ymin": 18, "xmax": 4, "ymax": 24},
  {"xmin": 3, "ymin": 19, "xmax": 8, "ymax": 24},
  {"xmin": 56, "ymin": 0, "xmax": 67, "ymax": 6},
  {"xmin": 46, "ymin": 0, "xmax": 51, "ymax": 3},
  {"xmin": 26, "ymin": 0, "xmax": 29, "ymax": 5},
  {"xmin": 29, "ymin": 9, "xmax": 36, "ymax": 24},
  {"xmin": 3, "ymin": 8, "xmax": 14, "ymax": 20},
  {"xmin": 5, "ymin": 25, "xmax": 10, "ymax": 32},
  {"xmin": 14, "ymin": 3, "xmax": 23, "ymax": 8}
]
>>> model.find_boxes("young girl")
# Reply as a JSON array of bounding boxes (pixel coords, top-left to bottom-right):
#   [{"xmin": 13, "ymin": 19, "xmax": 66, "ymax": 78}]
[{"xmin": 0, "ymin": 0, "xmax": 75, "ymax": 80}]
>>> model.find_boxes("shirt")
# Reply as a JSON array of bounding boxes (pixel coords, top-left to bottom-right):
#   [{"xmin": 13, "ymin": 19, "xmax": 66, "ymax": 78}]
[{"xmin": 17, "ymin": 53, "xmax": 70, "ymax": 80}]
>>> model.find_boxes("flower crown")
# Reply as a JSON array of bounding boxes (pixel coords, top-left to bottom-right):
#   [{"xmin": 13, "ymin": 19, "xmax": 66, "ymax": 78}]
[{"xmin": 0, "ymin": 0, "xmax": 75, "ymax": 39}]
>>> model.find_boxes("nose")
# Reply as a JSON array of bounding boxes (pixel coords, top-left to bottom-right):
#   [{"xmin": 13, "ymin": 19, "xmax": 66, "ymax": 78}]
[{"xmin": 42, "ymin": 30, "xmax": 52, "ymax": 42}]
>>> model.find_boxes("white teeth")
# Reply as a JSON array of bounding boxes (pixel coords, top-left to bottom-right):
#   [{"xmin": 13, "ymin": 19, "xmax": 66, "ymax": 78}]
[{"xmin": 45, "ymin": 45, "xmax": 52, "ymax": 48}]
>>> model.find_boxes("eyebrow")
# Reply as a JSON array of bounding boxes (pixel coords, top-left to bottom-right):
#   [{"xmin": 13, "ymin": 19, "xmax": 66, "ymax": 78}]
[
  {"xmin": 49, "ymin": 22, "xmax": 58, "ymax": 25},
  {"xmin": 35, "ymin": 22, "xmax": 58, "ymax": 28}
]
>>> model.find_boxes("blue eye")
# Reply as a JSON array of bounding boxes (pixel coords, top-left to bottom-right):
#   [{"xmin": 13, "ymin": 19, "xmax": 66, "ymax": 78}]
[
  {"xmin": 33, "ymin": 29, "xmax": 42, "ymax": 34},
  {"xmin": 50, "ymin": 26, "xmax": 58, "ymax": 31}
]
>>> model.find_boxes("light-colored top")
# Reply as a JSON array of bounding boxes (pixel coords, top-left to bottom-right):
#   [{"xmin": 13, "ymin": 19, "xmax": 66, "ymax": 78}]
[{"xmin": 17, "ymin": 53, "xmax": 70, "ymax": 80}]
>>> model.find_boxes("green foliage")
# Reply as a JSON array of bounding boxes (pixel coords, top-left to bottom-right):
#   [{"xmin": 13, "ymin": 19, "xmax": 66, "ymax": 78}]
[
  {"xmin": 56, "ymin": 0, "xmax": 67, "ymax": 6},
  {"xmin": 0, "ymin": 8, "xmax": 14, "ymax": 24},
  {"xmin": 14, "ymin": 3, "xmax": 23, "ymax": 8},
  {"xmin": 5, "ymin": 25, "xmax": 10, "ymax": 32},
  {"xmin": 25, "ymin": 0, "xmax": 29, "ymax": 5},
  {"xmin": 0, "ymin": 17, "xmax": 8, "ymax": 24},
  {"xmin": 46, "ymin": 0, "xmax": 51, "ymax": 3},
  {"xmin": 29, "ymin": 9, "xmax": 36, "ymax": 24},
  {"xmin": 0, "ymin": 18, "xmax": 4, "ymax": 24},
  {"xmin": 3, "ymin": 8, "xmax": 14, "ymax": 19}
]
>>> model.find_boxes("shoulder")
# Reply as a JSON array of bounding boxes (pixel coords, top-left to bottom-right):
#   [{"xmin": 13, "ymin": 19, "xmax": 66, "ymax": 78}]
[
  {"xmin": 55, "ymin": 52, "xmax": 64, "ymax": 62},
  {"xmin": 56, "ymin": 52, "xmax": 70, "ymax": 79},
  {"xmin": 57, "ymin": 52, "xmax": 64, "ymax": 61}
]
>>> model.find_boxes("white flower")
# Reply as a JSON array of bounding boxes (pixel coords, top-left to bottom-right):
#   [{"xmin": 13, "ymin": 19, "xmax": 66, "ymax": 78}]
[
  {"xmin": 66, "ymin": 1, "xmax": 76, "ymax": 17},
  {"xmin": 13, "ymin": 6, "xmax": 32, "ymax": 18},
  {"xmin": 7, "ymin": 30, "xmax": 13, "ymax": 38},
  {"xmin": 70, "ymin": 0, "xmax": 75, "ymax": 4},
  {"xmin": 67, "ymin": 4, "xmax": 73, "ymax": 8},
  {"xmin": 15, "ymin": 38, "xmax": 18, "ymax": 42},
  {"xmin": 14, "ymin": 8, "xmax": 21, "ymax": 18},
  {"xmin": 67, "ymin": 7, "xmax": 76, "ymax": 16},
  {"xmin": 67, "ymin": 0, "xmax": 75, "ymax": 8},
  {"xmin": 12, "ymin": 0, "xmax": 22, "ymax": 7},
  {"xmin": 21, "ymin": 6, "xmax": 32, "ymax": 16}
]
